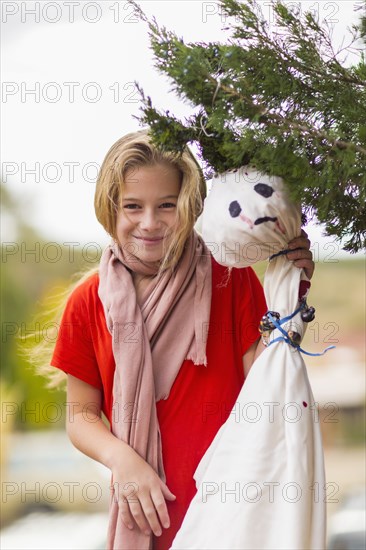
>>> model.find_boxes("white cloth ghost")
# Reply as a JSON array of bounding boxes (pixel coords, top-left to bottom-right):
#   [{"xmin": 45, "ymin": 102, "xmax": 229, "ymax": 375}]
[{"xmin": 170, "ymin": 167, "xmax": 327, "ymax": 550}]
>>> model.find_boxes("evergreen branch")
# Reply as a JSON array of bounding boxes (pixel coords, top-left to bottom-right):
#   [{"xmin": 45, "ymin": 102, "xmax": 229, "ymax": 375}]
[
  {"xmin": 262, "ymin": 114, "xmax": 366, "ymax": 156},
  {"xmin": 221, "ymin": 1, "xmax": 366, "ymax": 88},
  {"xmin": 207, "ymin": 76, "xmax": 366, "ymax": 155},
  {"xmin": 129, "ymin": 0, "xmax": 366, "ymax": 252}
]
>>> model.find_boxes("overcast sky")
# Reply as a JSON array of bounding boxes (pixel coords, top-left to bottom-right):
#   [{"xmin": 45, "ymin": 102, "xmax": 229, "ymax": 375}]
[{"xmin": 1, "ymin": 0, "xmax": 364, "ymax": 259}]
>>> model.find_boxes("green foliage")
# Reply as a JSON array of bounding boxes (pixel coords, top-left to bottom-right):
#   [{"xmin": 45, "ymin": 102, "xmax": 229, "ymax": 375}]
[
  {"xmin": 131, "ymin": 0, "xmax": 366, "ymax": 253},
  {"xmin": 1, "ymin": 241, "xmax": 88, "ymax": 430},
  {"xmin": 1, "ymin": 183, "xmax": 98, "ymax": 430}
]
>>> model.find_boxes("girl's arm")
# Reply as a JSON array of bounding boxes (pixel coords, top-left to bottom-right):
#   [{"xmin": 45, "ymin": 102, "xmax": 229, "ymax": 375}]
[{"xmin": 66, "ymin": 374, "xmax": 175, "ymax": 538}]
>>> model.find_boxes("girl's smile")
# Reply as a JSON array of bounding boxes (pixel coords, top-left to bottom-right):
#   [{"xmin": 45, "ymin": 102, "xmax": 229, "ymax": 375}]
[{"xmin": 133, "ymin": 236, "xmax": 165, "ymax": 244}]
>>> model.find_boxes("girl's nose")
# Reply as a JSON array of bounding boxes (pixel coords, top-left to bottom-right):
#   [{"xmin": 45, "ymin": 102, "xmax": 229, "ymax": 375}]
[{"xmin": 140, "ymin": 209, "xmax": 161, "ymax": 231}]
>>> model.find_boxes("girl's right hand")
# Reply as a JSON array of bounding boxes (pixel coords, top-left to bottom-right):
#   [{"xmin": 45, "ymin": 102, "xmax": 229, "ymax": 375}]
[
  {"xmin": 65, "ymin": 375, "xmax": 174, "ymax": 537},
  {"xmin": 111, "ymin": 444, "xmax": 176, "ymax": 537}
]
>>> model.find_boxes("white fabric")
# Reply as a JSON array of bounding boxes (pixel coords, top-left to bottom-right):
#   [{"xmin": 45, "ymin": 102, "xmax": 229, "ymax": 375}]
[{"xmin": 170, "ymin": 167, "xmax": 326, "ymax": 550}]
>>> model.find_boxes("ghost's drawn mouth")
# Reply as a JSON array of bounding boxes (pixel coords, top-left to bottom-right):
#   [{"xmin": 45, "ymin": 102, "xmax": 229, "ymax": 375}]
[
  {"xmin": 254, "ymin": 216, "xmax": 278, "ymax": 225},
  {"xmin": 228, "ymin": 201, "xmax": 286, "ymax": 234},
  {"xmin": 255, "ymin": 216, "xmax": 286, "ymax": 235}
]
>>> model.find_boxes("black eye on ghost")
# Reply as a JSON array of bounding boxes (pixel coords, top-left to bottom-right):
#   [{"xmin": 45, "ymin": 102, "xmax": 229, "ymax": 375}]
[
  {"xmin": 254, "ymin": 183, "xmax": 274, "ymax": 198},
  {"xmin": 229, "ymin": 183, "xmax": 275, "ymax": 219},
  {"xmin": 229, "ymin": 200, "xmax": 242, "ymax": 217}
]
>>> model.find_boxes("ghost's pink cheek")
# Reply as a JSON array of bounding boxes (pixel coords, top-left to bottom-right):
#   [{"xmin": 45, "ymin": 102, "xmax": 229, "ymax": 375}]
[
  {"xmin": 275, "ymin": 219, "xmax": 286, "ymax": 235},
  {"xmin": 239, "ymin": 213, "xmax": 254, "ymax": 229}
]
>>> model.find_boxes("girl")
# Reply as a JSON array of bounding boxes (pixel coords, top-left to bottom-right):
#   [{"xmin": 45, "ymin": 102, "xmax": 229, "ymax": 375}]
[{"xmin": 49, "ymin": 128, "xmax": 314, "ymax": 550}]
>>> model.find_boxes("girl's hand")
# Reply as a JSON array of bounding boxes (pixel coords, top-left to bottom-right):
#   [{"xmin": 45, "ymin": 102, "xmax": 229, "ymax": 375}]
[
  {"xmin": 286, "ymin": 229, "xmax": 315, "ymax": 280},
  {"xmin": 111, "ymin": 445, "xmax": 176, "ymax": 537},
  {"xmin": 65, "ymin": 375, "xmax": 175, "ymax": 538}
]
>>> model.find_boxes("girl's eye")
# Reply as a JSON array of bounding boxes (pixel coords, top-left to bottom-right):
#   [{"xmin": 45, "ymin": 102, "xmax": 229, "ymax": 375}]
[
  {"xmin": 123, "ymin": 204, "xmax": 140, "ymax": 210},
  {"xmin": 123, "ymin": 203, "xmax": 176, "ymax": 210},
  {"xmin": 160, "ymin": 203, "xmax": 176, "ymax": 208}
]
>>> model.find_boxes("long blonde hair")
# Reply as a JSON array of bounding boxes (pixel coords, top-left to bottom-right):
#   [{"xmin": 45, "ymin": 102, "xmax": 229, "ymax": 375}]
[{"xmin": 27, "ymin": 128, "xmax": 206, "ymax": 387}]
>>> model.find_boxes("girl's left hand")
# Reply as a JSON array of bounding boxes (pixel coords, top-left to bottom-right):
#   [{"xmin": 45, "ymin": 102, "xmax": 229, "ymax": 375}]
[{"xmin": 286, "ymin": 229, "xmax": 314, "ymax": 280}]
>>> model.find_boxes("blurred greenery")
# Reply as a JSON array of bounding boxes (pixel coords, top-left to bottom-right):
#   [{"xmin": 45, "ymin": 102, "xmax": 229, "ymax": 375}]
[
  {"xmin": 1, "ymin": 183, "xmax": 101, "ymax": 430},
  {"xmin": 1, "ymin": 183, "xmax": 365, "ymax": 433}
]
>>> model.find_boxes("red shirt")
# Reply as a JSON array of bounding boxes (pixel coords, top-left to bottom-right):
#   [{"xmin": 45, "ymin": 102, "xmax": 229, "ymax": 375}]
[{"xmin": 51, "ymin": 255, "xmax": 267, "ymax": 549}]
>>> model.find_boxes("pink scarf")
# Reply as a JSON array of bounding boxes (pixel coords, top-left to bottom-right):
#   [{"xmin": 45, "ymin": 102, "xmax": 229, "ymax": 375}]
[{"xmin": 98, "ymin": 230, "xmax": 212, "ymax": 550}]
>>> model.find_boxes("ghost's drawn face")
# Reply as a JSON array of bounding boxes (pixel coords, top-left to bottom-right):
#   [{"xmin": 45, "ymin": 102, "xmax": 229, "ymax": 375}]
[
  {"xmin": 228, "ymin": 182, "xmax": 286, "ymax": 235},
  {"xmin": 201, "ymin": 168, "xmax": 300, "ymax": 267}
]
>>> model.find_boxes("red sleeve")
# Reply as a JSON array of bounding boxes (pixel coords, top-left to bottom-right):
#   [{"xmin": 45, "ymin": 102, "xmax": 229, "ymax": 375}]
[
  {"xmin": 51, "ymin": 277, "xmax": 103, "ymax": 390},
  {"xmin": 235, "ymin": 266, "xmax": 267, "ymax": 356}
]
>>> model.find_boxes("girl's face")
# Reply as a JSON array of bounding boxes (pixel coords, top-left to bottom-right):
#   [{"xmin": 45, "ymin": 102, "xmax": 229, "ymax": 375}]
[{"xmin": 116, "ymin": 162, "xmax": 181, "ymax": 264}]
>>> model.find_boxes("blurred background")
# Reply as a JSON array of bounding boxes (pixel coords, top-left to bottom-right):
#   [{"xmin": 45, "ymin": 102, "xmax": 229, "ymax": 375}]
[{"xmin": 1, "ymin": 1, "xmax": 365, "ymax": 549}]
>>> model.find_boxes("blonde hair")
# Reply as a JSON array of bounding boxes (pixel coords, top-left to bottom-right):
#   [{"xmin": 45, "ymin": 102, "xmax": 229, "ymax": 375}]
[
  {"xmin": 26, "ymin": 128, "xmax": 206, "ymax": 387},
  {"xmin": 95, "ymin": 128, "xmax": 206, "ymax": 274}
]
